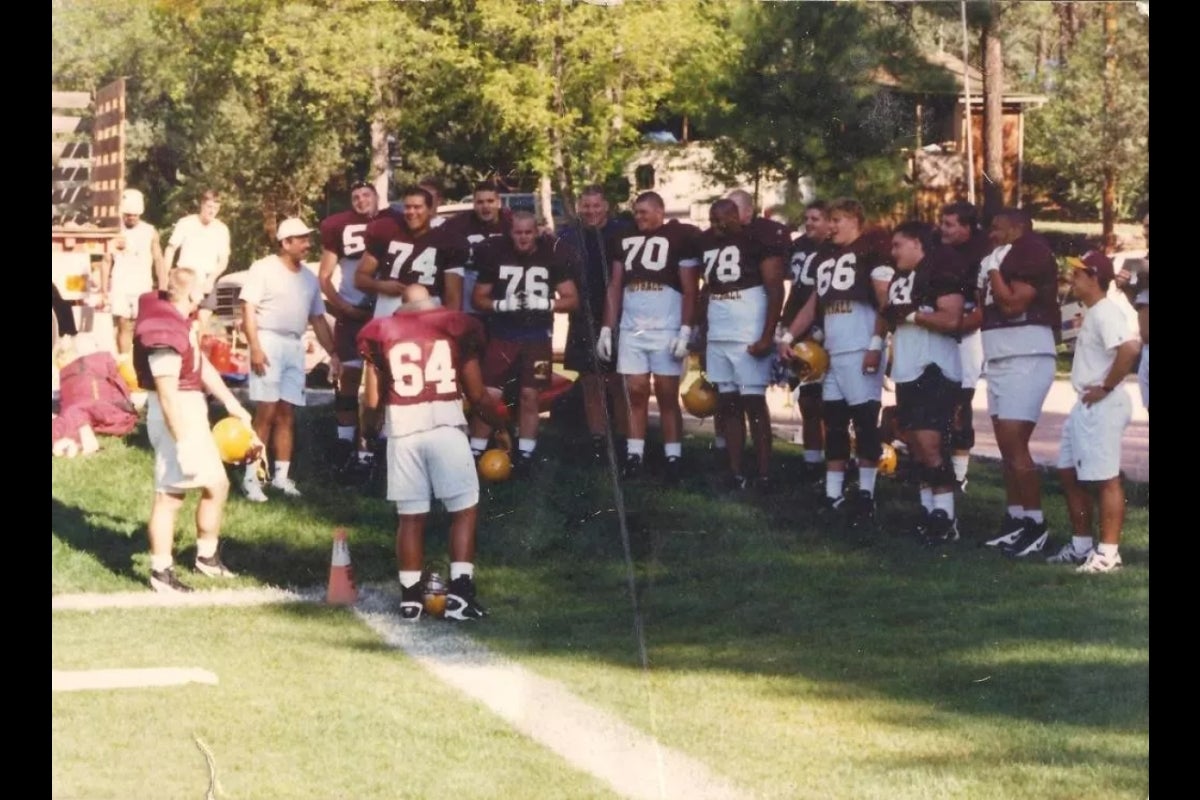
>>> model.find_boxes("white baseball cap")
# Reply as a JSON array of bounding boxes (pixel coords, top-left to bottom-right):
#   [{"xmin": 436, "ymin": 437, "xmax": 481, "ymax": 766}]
[
  {"xmin": 119, "ymin": 189, "xmax": 145, "ymax": 215},
  {"xmin": 276, "ymin": 217, "xmax": 314, "ymax": 241}
]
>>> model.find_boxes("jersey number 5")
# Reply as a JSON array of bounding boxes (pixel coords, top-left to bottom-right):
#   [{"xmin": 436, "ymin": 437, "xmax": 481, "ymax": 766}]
[{"xmin": 387, "ymin": 340, "xmax": 457, "ymax": 397}]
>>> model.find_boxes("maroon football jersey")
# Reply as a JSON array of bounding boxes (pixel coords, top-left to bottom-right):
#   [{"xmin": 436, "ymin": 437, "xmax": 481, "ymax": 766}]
[
  {"xmin": 886, "ymin": 248, "xmax": 965, "ymax": 319},
  {"xmin": 357, "ymin": 307, "xmax": 485, "ymax": 408},
  {"xmin": 609, "ymin": 220, "xmax": 702, "ymax": 292},
  {"xmin": 981, "ymin": 232, "xmax": 1060, "ymax": 331},
  {"xmin": 812, "ymin": 233, "xmax": 891, "ymax": 309},
  {"xmin": 132, "ymin": 291, "xmax": 203, "ymax": 392},
  {"xmin": 747, "ymin": 216, "xmax": 793, "ymax": 251},
  {"xmin": 318, "ymin": 209, "xmax": 375, "ymax": 260},
  {"xmin": 697, "ymin": 227, "xmax": 786, "ymax": 294},
  {"xmin": 439, "ymin": 212, "xmax": 512, "ymax": 270},
  {"xmin": 783, "ymin": 233, "xmax": 825, "ymax": 323},
  {"xmin": 365, "ymin": 215, "xmax": 463, "ymax": 300},
  {"xmin": 475, "ymin": 237, "xmax": 573, "ymax": 338},
  {"xmin": 949, "ymin": 231, "xmax": 991, "ymax": 311}
]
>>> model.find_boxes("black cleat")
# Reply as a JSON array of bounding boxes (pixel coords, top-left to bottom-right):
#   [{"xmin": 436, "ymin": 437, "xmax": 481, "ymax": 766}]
[
  {"xmin": 512, "ymin": 451, "xmax": 538, "ymax": 478},
  {"xmin": 1002, "ymin": 519, "xmax": 1049, "ymax": 559},
  {"xmin": 846, "ymin": 490, "xmax": 875, "ymax": 528},
  {"xmin": 622, "ymin": 454, "xmax": 644, "ymax": 480},
  {"xmin": 983, "ymin": 514, "xmax": 1026, "ymax": 549},
  {"xmin": 445, "ymin": 576, "xmax": 488, "ymax": 621},
  {"xmin": 400, "ymin": 583, "xmax": 423, "ymax": 621},
  {"xmin": 921, "ymin": 509, "xmax": 961, "ymax": 546},
  {"xmin": 663, "ymin": 456, "xmax": 682, "ymax": 486}
]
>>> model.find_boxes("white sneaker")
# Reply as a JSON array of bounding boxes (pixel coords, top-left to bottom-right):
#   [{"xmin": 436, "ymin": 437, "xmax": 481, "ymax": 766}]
[
  {"xmin": 242, "ymin": 477, "xmax": 268, "ymax": 503},
  {"xmin": 1046, "ymin": 544, "xmax": 1091, "ymax": 565},
  {"xmin": 1076, "ymin": 550, "xmax": 1123, "ymax": 574},
  {"xmin": 271, "ymin": 477, "xmax": 302, "ymax": 497}
]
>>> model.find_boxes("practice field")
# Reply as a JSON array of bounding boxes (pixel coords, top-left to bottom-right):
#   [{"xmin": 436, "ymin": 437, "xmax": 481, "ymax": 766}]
[{"xmin": 52, "ymin": 405, "xmax": 1149, "ymax": 799}]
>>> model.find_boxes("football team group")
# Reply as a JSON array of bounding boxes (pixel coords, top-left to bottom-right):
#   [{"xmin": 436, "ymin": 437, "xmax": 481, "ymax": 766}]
[{"xmin": 115, "ymin": 178, "xmax": 1149, "ymax": 617}]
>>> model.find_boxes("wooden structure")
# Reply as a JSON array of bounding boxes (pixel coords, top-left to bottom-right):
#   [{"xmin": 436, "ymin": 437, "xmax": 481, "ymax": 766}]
[{"xmin": 875, "ymin": 50, "xmax": 1047, "ymax": 220}]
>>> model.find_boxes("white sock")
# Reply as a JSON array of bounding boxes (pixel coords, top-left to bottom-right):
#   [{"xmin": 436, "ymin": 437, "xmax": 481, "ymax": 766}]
[
  {"xmin": 627, "ymin": 439, "xmax": 645, "ymax": 457},
  {"xmin": 714, "ymin": 436, "xmax": 727, "ymax": 449},
  {"xmin": 932, "ymin": 491, "xmax": 955, "ymax": 518},
  {"xmin": 275, "ymin": 461, "xmax": 291, "ymax": 482},
  {"xmin": 804, "ymin": 450, "xmax": 824, "ymax": 464},
  {"xmin": 399, "ymin": 571, "xmax": 422, "ymax": 589},
  {"xmin": 150, "ymin": 554, "xmax": 173, "ymax": 572},
  {"xmin": 1096, "ymin": 542, "xmax": 1119, "ymax": 558},
  {"xmin": 244, "ymin": 470, "xmax": 262, "ymax": 486},
  {"xmin": 337, "ymin": 425, "xmax": 355, "ymax": 441},
  {"xmin": 919, "ymin": 487, "xmax": 934, "ymax": 513},
  {"xmin": 1072, "ymin": 535, "xmax": 1094, "ymax": 554},
  {"xmin": 859, "ymin": 467, "xmax": 878, "ymax": 497},
  {"xmin": 1025, "ymin": 509, "xmax": 1044, "ymax": 524},
  {"xmin": 518, "ymin": 438, "xmax": 537, "ymax": 454},
  {"xmin": 450, "ymin": 562, "xmax": 474, "ymax": 580},
  {"xmin": 952, "ymin": 454, "xmax": 969, "ymax": 482},
  {"xmin": 469, "ymin": 437, "xmax": 489, "ymax": 454},
  {"xmin": 664, "ymin": 442, "xmax": 682, "ymax": 459},
  {"xmin": 826, "ymin": 470, "xmax": 844, "ymax": 500},
  {"xmin": 1007, "ymin": 505, "xmax": 1024, "ymax": 518},
  {"xmin": 196, "ymin": 538, "xmax": 218, "ymax": 558}
]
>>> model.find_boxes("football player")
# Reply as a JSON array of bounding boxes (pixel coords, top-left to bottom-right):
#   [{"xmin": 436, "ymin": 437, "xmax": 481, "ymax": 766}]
[
  {"xmin": 317, "ymin": 180, "xmax": 382, "ymax": 479},
  {"xmin": 558, "ymin": 185, "xmax": 633, "ymax": 464},
  {"xmin": 977, "ymin": 209, "xmax": 1061, "ymax": 558},
  {"xmin": 439, "ymin": 180, "xmax": 513, "ymax": 313},
  {"xmin": 886, "ymin": 222, "xmax": 967, "ymax": 544},
  {"xmin": 778, "ymin": 200, "xmax": 832, "ymax": 489},
  {"xmin": 778, "ymin": 198, "xmax": 893, "ymax": 525},
  {"xmin": 696, "ymin": 199, "xmax": 786, "ymax": 490},
  {"xmin": 470, "ymin": 211, "xmax": 579, "ymax": 474},
  {"xmin": 596, "ymin": 192, "xmax": 701, "ymax": 482},
  {"xmin": 100, "ymin": 189, "xmax": 165, "ymax": 355},
  {"xmin": 938, "ymin": 201, "xmax": 991, "ymax": 493},
  {"xmin": 357, "ymin": 283, "xmax": 508, "ymax": 620},
  {"xmin": 712, "ymin": 190, "xmax": 793, "ymax": 467}
]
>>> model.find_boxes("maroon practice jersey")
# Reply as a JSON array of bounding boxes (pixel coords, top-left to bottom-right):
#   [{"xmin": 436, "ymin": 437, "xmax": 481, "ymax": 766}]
[
  {"xmin": 812, "ymin": 233, "xmax": 891, "ymax": 309},
  {"xmin": 948, "ymin": 231, "xmax": 991, "ymax": 312},
  {"xmin": 319, "ymin": 209, "xmax": 375, "ymax": 260},
  {"xmin": 783, "ymin": 233, "xmax": 826, "ymax": 324},
  {"xmin": 132, "ymin": 291, "xmax": 203, "ymax": 392},
  {"xmin": 981, "ymin": 232, "xmax": 1060, "ymax": 331},
  {"xmin": 609, "ymin": 220, "xmax": 702, "ymax": 292},
  {"xmin": 475, "ymin": 237, "xmax": 573, "ymax": 339},
  {"xmin": 365, "ymin": 214, "xmax": 464, "ymax": 299},
  {"xmin": 886, "ymin": 248, "xmax": 966, "ymax": 322},
  {"xmin": 439, "ymin": 212, "xmax": 512, "ymax": 270},
  {"xmin": 357, "ymin": 307, "xmax": 485, "ymax": 409},
  {"xmin": 697, "ymin": 227, "xmax": 786, "ymax": 295}
]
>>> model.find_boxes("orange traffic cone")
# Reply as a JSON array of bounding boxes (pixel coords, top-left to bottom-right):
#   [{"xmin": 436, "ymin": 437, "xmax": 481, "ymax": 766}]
[{"xmin": 326, "ymin": 528, "xmax": 358, "ymax": 605}]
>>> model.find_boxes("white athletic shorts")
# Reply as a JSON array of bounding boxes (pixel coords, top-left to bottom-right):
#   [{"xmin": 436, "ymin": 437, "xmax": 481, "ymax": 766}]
[
  {"xmin": 147, "ymin": 391, "xmax": 228, "ymax": 493},
  {"xmin": 1138, "ymin": 344, "xmax": 1148, "ymax": 410},
  {"xmin": 985, "ymin": 354, "xmax": 1054, "ymax": 422},
  {"xmin": 1056, "ymin": 389, "xmax": 1131, "ymax": 481},
  {"xmin": 388, "ymin": 425, "xmax": 480, "ymax": 515},
  {"xmin": 705, "ymin": 340, "xmax": 772, "ymax": 396},
  {"xmin": 617, "ymin": 329, "xmax": 683, "ymax": 377},
  {"xmin": 823, "ymin": 350, "xmax": 884, "ymax": 406},
  {"xmin": 248, "ymin": 329, "xmax": 307, "ymax": 406},
  {"xmin": 109, "ymin": 290, "xmax": 146, "ymax": 319}
]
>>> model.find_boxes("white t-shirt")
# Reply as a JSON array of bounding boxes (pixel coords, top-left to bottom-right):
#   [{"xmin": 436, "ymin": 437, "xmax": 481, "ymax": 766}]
[
  {"xmin": 110, "ymin": 220, "xmax": 157, "ymax": 295},
  {"xmin": 1070, "ymin": 297, "xmax": 1136, "ymax": 394},
  {"xmin": 168, "ymin": 215, "xmax": 231, "ymax": 286},
  {"xmin": 239, "ymin": 256, "xmax": 325, "ymax": 337}
]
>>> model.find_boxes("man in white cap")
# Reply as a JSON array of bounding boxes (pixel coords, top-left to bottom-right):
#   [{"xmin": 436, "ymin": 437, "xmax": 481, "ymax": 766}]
[
  {"xmin": 239, "ymin": 218, "xmax": 339, "ymax": 501},
  {"xmin": 100, "ymin": 188, "xmax": 165, "ymax": 355}
]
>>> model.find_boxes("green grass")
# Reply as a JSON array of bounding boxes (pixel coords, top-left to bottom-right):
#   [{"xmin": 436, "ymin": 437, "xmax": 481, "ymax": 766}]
[{"xmin": 53, "ymin": 404, "xmax": 1150, "ymax": 799}]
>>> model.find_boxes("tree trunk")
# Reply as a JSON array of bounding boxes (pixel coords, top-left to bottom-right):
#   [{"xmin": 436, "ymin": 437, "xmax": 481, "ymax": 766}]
[
  {"xmin": 262, "ymin": 196, "xmax": 278, "ymax": 244},
  {"xmin": 538, "ymin": 175, "xmax": 555, "ymax": 233},
  {"xmin": 1101, "ymin": 2, "xmax": 1118, "ymax": 251},
  {"xmin": 548, "ymin": 16, "xmax": 574, "ymax": 226},
  {"xmin": 370, "ymin": 67, "xmax": 390, "ymax": 205},
  {"xmin": 981, "ymin": 11, "xmax": 1005, "ymax": 218}
]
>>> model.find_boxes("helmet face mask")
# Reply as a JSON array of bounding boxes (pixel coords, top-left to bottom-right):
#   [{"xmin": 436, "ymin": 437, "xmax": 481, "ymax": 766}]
[{"xmin": 421, "ymin": 571, "xmax": 448, "ymax": 618}]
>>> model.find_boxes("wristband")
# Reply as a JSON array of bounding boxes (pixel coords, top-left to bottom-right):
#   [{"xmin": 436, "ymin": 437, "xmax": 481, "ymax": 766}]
[
  {"xmin": 867, "ymin": 335, "xmax": 884, "ymax": 352},
  {"xmin": 778, "ymin": 331, "xmax": 794, "ymax": 346}
]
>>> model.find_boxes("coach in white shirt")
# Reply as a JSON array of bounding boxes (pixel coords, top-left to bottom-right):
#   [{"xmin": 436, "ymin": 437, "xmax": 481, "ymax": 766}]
[
  {"xmin": 239, "ymin": 218, "xmax": 338, "ymax": 502},
  {"xmin": 1047, "ymin": 251, "xmax": 1141, "ymax": 574},
  {"xmin": 164, "ymin": 189, "xmax": 231, "ymax": 327}
]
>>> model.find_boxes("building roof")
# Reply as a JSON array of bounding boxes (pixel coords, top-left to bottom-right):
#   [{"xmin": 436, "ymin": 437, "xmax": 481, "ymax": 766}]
[{"xmin": 873, "ymin": 49, "xmax": 1047, "ymax": 106}]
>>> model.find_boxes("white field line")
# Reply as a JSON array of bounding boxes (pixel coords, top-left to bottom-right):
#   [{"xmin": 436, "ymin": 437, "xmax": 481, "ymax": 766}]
[
  {"xmin": 354, "ymin": 587, "xmax": 751, "ymax": 800},
  {"xmin": 54, "ymin": 584, "xmax": 753, "ymax": 799},
  {"xmin": 53, "ymin": 667, "xmax": 218, "ymax": 692}
]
